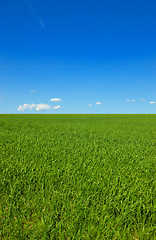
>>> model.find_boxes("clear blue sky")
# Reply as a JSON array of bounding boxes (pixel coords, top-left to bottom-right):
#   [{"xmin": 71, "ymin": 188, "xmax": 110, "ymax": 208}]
[{"xmin": 0, "ymin": 0, "xmax": 156, "ymax": 113}]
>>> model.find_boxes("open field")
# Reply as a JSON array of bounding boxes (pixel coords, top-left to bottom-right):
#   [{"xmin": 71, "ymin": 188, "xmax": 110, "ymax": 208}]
[{"xmin": 0, "ymin": 114, "xmax": 156, "ymax": 239}]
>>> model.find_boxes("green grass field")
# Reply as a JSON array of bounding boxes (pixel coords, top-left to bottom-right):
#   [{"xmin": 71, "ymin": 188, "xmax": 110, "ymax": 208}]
[{"xmin": 0, "ymin": 114, "xmax": 156, "ymax": 239}]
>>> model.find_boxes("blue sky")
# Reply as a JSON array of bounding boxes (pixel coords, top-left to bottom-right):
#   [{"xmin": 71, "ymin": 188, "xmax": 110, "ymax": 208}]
[{"xmin": 0, "ymin": 0, "xmax": 156, "ymax": 113}]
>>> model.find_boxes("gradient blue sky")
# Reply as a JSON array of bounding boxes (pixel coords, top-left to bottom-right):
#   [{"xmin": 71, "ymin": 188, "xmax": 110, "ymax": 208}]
[{"xmin": 0, "ymin": 0, "xmax": 156, "ymax": 113}]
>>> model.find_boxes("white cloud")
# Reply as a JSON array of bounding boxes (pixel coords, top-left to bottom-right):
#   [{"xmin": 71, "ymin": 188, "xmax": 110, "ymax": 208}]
[
  {"xmin": 53, "ymin": 105, "xmax": 61, "ymax": 109},
  {"xmin": 88, "ymin": 104, "xmax": 92, "ymax": 107},
  {"xmin": 29, "ymin": 103, "xmax": 37, "ymax": 109},
  {"xmin": 126, "ymin": 99, "xmax": 135, "ymax": 102},
  {"xmin": 30, "ymin": 90, "xmax": 36, "ymax": 93},
  {"xmin": 96, "ymin": 102, "xmax": 102, "ymax": 105},
  {"xmin": 17, "ymin": 105, "xmax": 25, "ymax": 112},
  {"xmin": 149, "ymin": 101, "xmax": 156, "ymax": 104},
  {"xmin": 18, "ymin": 103, "xmax": 52, "ymax": 112},
  {"xmin": 17, "ymin": 104, "xmax": 36, "ymax": 112},
  {"xmin": 50, "ymin": 98, "xmax": 63, "ymax": 102},
  {"xmin": 17, "ymin": 103, "xmax": 62, "ymax": 112},
  {"xmin": 140, "ymin": 98, "xmax": 145, "ymax": 101},
  {"xmin": 35, "ymin": 104, "xmax": 51, "ymax": 111}
]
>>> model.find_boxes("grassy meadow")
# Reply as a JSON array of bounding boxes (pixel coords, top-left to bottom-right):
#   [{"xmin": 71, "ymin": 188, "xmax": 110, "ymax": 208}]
[{"xmin": 0, "ymin": 114, "xmax": 156, "ymax": 239}]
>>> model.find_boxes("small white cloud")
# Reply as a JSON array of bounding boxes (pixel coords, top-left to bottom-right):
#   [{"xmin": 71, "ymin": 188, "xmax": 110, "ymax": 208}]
[
  {"xmin": 35, "ymin": 104, "xmax": 51, "ymax": 111},
  {"xmin": 17, "ymin": 105, "xmax": 25, "ymax": 112},
  {"xmin": 29, "ymin": 103, "xmax": 37, "ymax": 109},
  {"xmin": 126, "ymin": 99, "xmax": 135, "ymax": 102},
  {"xmin": 96, "ymin": 102, "xmax": 102, "ymax": 105},
  {"xmin": 53, "ymin": 105, "xmax": 62, "ymax": 109},
  {"xmin": 140, "ymin": 98, "xmax": 145, "ymax": 101},
  {"xmin": 88, "ymin": 104, "xmax": 92, "ymax": 107},
  {"xmin": 17, "ymin": 103, "xmax": 52, "ymax": 112},
  {"xmin": 30, "ymin": 90, "xmax": 39, "ymax": 93},
  {"xmin": 17, "ymin": 103, "xmax": 36, "ymax": 112},
  {"xmin": 149, "ymin": 101, "xmax": 156, "ymax": 104},
  {"xmin": 50, "ymin": 98, "xmax": 63, "ymax": 102}
]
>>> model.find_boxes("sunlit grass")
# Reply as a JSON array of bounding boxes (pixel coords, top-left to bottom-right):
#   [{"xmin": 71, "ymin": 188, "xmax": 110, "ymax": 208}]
[{"xmin": 0, "ymin": 114, "xmax": 156, "ymax": 239}]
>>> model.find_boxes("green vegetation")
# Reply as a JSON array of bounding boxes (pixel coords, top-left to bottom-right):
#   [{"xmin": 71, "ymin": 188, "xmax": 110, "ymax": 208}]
[{"xmin": 0, "ymin": 114, "xmax": 156, "ymax": 239}]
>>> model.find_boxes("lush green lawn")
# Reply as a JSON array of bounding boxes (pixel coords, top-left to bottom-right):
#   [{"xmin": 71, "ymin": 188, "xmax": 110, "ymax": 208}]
[{"xmin": 0, "ymin": 114, "xmax": 156, "ymax": 239}]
